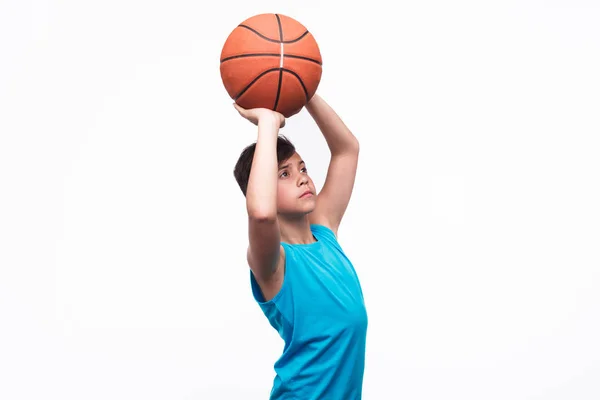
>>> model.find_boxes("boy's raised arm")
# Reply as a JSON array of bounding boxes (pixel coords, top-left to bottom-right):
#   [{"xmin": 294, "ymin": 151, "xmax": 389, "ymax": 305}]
[
  {"xmin": 306, "ymin": 94, "xmax": 360, "ymax": 236},
  {"xmin": 235, "ymin": 105, "xmax": 285, "ymax": 281}
]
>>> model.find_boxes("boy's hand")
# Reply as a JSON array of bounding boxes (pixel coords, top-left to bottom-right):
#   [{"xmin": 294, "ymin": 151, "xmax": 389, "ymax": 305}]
[{"xmin": 233, "ymin": 103, "xmax": 286, "ymax": 128}]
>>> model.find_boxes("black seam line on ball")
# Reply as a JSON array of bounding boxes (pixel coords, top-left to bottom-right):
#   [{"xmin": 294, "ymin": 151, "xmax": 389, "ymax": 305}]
[
  {"xmin": 233, "ymin": 68, "xmax": 280, "ymax": 100},
  {"xmin": 220, "ymin": 53, "xmax": 322, "ymax": 65},
  {"xmin": 238, "ymin": 25, "xmax": 309, "ymax": 44},
  {"xmin": 282, "ymin": 68, "xmax": 309, "ymax": 102},
  {"xmin": 275, "ymin": 14, "xmax": 284, "ymax": 42},
  {"xmin": 273, "ymin": 14, "xmax": 284, "ymax": 111},
  {"xmin": 273, "ymin": 69, "xmax": 283, "ymax": 111},
  {"xmin": 221, "ymin": 53, "xmax": 323, "ymax": 65}
]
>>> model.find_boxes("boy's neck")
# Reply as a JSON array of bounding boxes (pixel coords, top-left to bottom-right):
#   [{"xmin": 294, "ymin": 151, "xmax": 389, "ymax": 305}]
[{"xmin": 278, "ymin": 215, "xmax": 316, "ymax": 245}]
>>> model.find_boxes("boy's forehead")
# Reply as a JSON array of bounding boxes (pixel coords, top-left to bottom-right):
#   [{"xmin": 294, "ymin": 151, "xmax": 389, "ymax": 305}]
[
  {"xmin": 285, "ymin": 152, "xmax": 303, "ymax": 162},
  {"xmin": 279, "ymin": 152, "xmax": 304, "ymax": 168}
]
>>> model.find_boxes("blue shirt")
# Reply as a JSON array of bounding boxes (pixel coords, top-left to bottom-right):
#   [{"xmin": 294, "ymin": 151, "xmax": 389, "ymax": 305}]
[{"xmin": 250, "ymin": 224, "xmax": 368, "ymax": 399}]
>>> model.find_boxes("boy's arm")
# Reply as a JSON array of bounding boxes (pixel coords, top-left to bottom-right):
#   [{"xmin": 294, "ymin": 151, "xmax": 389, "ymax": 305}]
[
  {"xmin": 306, "ymin": 94, "xmax": 360, "ymax": 236},
  {"xmin": 240, "ymin": 108, "xmax": 284, "ymax": 281}
]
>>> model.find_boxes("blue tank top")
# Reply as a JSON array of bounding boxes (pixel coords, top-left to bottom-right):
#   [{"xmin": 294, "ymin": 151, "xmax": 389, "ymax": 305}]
[{"xmin": 250, "ymin": 224, "xmax": 368, "ymax": 399}]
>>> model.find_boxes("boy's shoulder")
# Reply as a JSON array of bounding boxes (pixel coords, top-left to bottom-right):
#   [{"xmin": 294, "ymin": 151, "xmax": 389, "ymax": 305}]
[
  {"xmin": 309, "ymin": 223, "xmax": 337, "ymax": 240},
  {"xmin": 308, "ymin": 214, "xmax": 339, "ymax": 238}
]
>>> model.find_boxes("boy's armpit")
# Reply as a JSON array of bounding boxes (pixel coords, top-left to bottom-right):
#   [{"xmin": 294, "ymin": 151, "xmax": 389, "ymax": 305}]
[{"xmin": 248, "ymin": 245, "xmax": 286, "ymax": 302}]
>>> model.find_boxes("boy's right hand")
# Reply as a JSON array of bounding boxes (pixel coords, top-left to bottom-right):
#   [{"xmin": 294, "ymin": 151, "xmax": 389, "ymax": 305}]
[{"xmin": 233, "ymin": 103, "xmax": 286, "ymax": 129}]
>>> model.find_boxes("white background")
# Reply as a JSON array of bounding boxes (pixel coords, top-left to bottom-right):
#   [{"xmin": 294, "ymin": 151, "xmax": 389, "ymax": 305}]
[{"xmin": 1, "ymin": 0, "xmax": 599, "ymax": 399}]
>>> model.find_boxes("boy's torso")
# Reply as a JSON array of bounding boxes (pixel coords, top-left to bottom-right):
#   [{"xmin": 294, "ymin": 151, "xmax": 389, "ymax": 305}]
[{"xmin": 250, "ymin": 224, "xmax": 368, "ymax": 399}]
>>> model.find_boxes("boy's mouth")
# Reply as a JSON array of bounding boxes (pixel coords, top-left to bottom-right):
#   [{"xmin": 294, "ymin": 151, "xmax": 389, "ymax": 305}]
[{"xmin": 299, "ymin": 190, "xmax": 313, "ymax": 199}]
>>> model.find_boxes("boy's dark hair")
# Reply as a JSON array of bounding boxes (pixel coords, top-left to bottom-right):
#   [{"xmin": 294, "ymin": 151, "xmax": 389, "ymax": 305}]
[{"xmin": 234, "ymin": 135, "xmax": 296, "ymax": 196}]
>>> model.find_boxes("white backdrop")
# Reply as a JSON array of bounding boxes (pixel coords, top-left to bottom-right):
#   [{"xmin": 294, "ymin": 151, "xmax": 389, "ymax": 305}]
[{"xmin": 1, "ymin": 0, "xmax": 599, "ymax": 399}]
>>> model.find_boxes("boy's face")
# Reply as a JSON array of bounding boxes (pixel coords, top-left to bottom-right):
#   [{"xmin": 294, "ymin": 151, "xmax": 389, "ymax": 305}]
[{"xmin": 277, "ymin": 152, "xmax": 317, "ymax": 217}]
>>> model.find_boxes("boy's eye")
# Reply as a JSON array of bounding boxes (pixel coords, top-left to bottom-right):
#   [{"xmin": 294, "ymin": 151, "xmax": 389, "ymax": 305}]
[{"xmin": 280, "ymin": 171, "xmax": 289, "ymax": 178}]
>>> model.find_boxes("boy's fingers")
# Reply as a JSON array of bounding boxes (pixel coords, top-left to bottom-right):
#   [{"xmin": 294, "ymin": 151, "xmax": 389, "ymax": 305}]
[{"xmin": 233, "ymin": 103, "xmax": 245, "ymax": 114}]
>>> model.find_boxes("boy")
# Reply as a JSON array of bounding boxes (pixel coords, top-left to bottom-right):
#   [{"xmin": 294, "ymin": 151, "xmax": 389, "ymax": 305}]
[{"xmin": 233, "ymin": 94, "xmax": 368, "ymax": 399}]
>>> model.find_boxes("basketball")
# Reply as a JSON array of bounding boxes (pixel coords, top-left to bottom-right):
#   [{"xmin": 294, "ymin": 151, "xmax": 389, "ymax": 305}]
[{"xmin": 220, "ymin": 13, "xmax": 322, "ymax": 118}]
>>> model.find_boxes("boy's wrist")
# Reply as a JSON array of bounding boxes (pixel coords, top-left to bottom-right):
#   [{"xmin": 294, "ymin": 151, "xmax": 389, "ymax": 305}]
[
  {"xmin": 258, "ymin": 115, "xmax": 279, "ymax": 129},
  {"xmin": 257, "ymin": 116, "xmax": 281, "ymax": 138},
  {"xmin": 257, "ymin": 111, "xmax": 284, "ymax": 132}
]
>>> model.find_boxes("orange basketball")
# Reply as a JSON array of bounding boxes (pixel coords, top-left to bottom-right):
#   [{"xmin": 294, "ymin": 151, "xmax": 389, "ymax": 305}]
[{"xmin": 220, "ymin": 13, "xmax": 322, "ymax": 118}]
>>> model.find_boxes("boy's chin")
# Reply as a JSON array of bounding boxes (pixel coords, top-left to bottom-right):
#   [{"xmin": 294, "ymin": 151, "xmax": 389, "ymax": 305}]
[{"xmin": 278, "ymin": 205, "xmax": 316, "ymax": 217}]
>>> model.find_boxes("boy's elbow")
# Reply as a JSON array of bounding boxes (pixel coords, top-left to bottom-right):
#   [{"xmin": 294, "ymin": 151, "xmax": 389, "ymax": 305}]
[
  {"xmin": 346, "ymin": 138, "xmax": 360, "ymax": 155},
  {"xmin": 247, "ymin": 208, "xmax": 277, "ymax": 222},
  {"xmin": 346, "ymin": 134, "xmax": 359, "ymax": 152}
]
